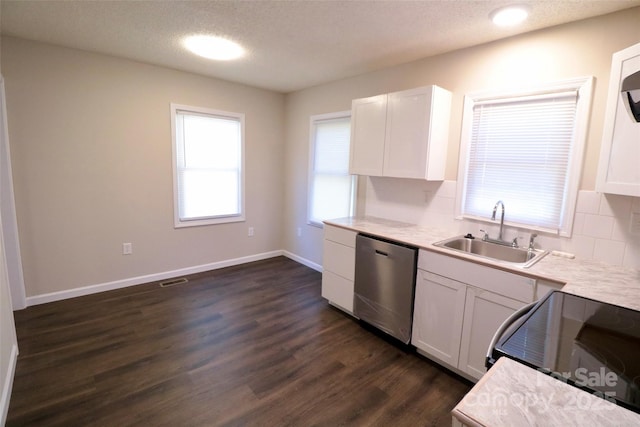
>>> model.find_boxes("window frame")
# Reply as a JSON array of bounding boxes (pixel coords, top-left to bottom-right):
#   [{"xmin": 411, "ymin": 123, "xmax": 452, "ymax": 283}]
[
  {"xmin": 455, "ymin": 76, "xmax": 594, "ymax": 237},
  {"xmin": 170, "ymin": 103, "xmax": 245, "ymax": 228},
  {"xmin": 307, "ymin": 111, "xmax": 356, "ymax": 228}
]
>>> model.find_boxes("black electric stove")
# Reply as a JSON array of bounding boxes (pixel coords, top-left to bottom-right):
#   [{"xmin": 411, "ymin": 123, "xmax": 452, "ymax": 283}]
[{"xmin": 489, "ymin": 290, "xmax": 640, "ymax": 414}]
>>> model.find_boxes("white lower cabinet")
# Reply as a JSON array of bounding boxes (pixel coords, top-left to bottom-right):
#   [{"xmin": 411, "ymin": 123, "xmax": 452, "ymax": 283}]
[
  {"xmin": 412, "ymin": 270, "xmax": 466, "ymax": 367},
  {"xmin": 412, "ymin": 250, "xmax": 534, "ymax": 381},
  {"xmin": 535, "ymin": 278, "xmax": 564, "ymax": 300},
  {"xmin": 321, "ymin": 225, "xmax": 357, "ymax": 314},
  {"xmin": 321, "ymin": 270, "xmax": 354, "ymax": 313},
  {"xmin": 321, "ymin": 228, "xmax": 563, "ymax": 382},
  {"xmin": 457, "ymin": 287, "xmax": 524, "ymax": 379}
]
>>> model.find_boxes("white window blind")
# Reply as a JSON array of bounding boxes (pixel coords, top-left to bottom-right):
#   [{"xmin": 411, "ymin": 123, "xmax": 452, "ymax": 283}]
[
  {"xmin": 309, "ymin": 113, "xmax": 355, "ymax": 225},
  {"xmin": 172, "ymin": 105, "xmax": 244, "ymax": 227},
  {"xmin": 462, "ymin": 91, "xmax": 579, "ymax": 231}
]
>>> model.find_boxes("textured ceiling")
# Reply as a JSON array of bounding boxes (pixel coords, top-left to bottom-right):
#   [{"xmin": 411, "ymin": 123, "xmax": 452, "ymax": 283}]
[{"xmin": 2, "ymin": 0, "xmax": 639, "ymax": 93}]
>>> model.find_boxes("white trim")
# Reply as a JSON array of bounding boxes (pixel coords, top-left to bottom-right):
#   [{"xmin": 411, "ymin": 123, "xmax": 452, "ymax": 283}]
[
  {"xmin": 170, "ymin": 103, "xmax": 246, "ymax": 228},
  {"xmin": 307, "ymin": 111, "xmax": 355, "ymax": 226},
  {"xmin": 24, "ymin": 250, "xmax": 323, "ymax": 306},
  {"xmin": 308, "ymin": 220, "xmax": 324, "ymax": 229},
  {"xmin": 0, "ymin": 343, "xmax": 18, "ymax": 427},
  {"xmin": 25, "ymin": 250, "xmax": 284, "ymax": 306},
  {"xmin": 283, "ymin": 250, "xmax": 322, "ymax": 272},
  {"xmin": 562, "ymin": 76, "xmax": 594, "ymax": 237},
  {"xmin": 0, "ymin": 76, "xmax": 26, "ymax": 310},
  {"xmin": 458, "ymin": 77, "xmax": 591, "ymax": 103},
  {"xmin": 455, "ymin": 76, "xmax": 594, "ymax": 237}
]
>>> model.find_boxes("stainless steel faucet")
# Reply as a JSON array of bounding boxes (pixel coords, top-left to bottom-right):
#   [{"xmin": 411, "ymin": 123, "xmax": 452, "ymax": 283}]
[{"xmin": 491, "ymin": 200, "xmax": 505, "ymax": 241}]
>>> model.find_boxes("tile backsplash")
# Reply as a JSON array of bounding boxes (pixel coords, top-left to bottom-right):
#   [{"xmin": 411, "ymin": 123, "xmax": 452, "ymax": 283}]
[{"xmin": 364, "ymin": 178, "xmax": 640, "ymax": 270}]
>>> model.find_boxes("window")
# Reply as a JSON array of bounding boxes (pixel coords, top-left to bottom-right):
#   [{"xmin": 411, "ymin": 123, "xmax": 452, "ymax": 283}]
[
  {"xmin": 171, "ymin": 104, "xmax": 244, "ymax": 227},
  {"xmin": 456, "ymin": 77, "xmax": 593, "ymax": 236},
  {"xmin": 308, "ymin": 112, "xmax": 356, "ymax": 226}
]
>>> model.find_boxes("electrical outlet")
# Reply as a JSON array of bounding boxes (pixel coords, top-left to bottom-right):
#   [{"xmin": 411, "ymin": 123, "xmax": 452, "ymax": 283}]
[
  {"xmin": 122, "ymin": 242, "xmax": 132, "ymax": 255},
  {"xmin": 248, "ymin": 227, "xmax": 254, "ymax": 237},
  {"xmin": 297, "ymin": 227, "xmax": 302, "ymax": 237},
  {"xmin": 630, "ymin": 212, "xmax": 640, "ymax": 235}
]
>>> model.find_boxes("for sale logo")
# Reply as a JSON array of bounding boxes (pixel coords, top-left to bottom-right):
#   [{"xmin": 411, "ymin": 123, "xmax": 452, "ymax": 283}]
[
  {"xmin": 542, "ymin": 367, "xmax": 618, "ymax": 404},
  {"xmin": 574, "ymin": 367, "xmax": 619, "ymax": 388}
]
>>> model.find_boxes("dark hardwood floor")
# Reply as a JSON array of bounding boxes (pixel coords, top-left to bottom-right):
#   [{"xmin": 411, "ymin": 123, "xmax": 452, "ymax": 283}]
[{"xmin": 7, "ymin": 256, "xmax": 471, "ymax": 426}]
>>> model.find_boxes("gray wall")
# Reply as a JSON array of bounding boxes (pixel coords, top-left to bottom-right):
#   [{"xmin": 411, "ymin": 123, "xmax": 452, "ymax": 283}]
[
  {"xmin": 2, "ymin": 8, "xmax": 640, "ymax": 299},
  {"xmin": 2, "ymin": 37, "xmax": 286, "ymax": 298},
  {"xmin": 282, "ymin": 8, "xmax": 640, "ymax": 267}
]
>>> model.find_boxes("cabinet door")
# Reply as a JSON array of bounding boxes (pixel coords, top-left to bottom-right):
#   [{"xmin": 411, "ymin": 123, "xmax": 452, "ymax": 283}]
[
  {"xmin": 596, "ymin": 42, "xmax": 640, "ymax": 196},
  {"xmin": 383, "ymin": 87, "xmax": 432, "ymax": 179},
  {"xmin": 458, "ymin": 288, "xmax": 525, "ymax": 380},
  {"xmin": 383, "ymin": 86, "xmax": 451, "ymax": 180},
  {"xmin": 349, "ymin": 94, "xmax": 387, "ymax": 176},
  {"xmin": 412, "ymin": 270, "xmax": 466, "ymax": 367}
]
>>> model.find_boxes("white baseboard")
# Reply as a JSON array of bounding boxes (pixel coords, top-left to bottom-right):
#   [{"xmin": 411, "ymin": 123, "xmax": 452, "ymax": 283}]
[
  {"xmin": 25, "ymin": 250, "xmax": 285, "ymax": 307},
  {"xmin": 283, "ymin": 251, "xmax": 322, "ymax": 272},
  {"xmin": 24, "ymin": 250, "xmax": 324, "ymax": 307},
  {"xmin": 7, "ymin": 249, "xmax": 322, "ymax": 423},
  {"xmin": 1, "ymin": 343, "xmax": 18, "ymax": 427}
]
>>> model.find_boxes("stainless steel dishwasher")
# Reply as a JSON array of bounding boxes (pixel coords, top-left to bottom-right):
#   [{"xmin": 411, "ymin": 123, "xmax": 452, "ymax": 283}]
[{"xmin": 353, "ymin": 234, "xmax": 418, "ymax": 344}]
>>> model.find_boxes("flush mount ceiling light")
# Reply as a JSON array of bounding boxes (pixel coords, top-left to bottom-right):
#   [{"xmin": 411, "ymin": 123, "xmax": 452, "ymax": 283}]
[
  {"xmin": 490, "ymin": 5, "xmax": 529, "ymax": 27},
  {"xmin": 183, "ymin": 35, "xmax": 245, "ymax": 61}
]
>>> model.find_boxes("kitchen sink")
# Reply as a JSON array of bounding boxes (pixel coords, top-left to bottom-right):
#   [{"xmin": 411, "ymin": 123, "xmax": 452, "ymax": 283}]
[{"xmin": 433, "ymin": 236, "xmax": 547, "ymax": 268}]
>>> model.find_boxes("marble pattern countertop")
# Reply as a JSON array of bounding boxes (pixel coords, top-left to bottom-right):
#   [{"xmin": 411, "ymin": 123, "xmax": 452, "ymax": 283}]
[
  {"xmin": 451, "ymin": 357, "xmax": 640, "ymax": 427},
  {"xmin": 325, "ymin": 215, "xmax": 640, "ymax": 426},
  {"xmin": 325, "ymin": 216, "xmax": 640, "ymax": 311}
]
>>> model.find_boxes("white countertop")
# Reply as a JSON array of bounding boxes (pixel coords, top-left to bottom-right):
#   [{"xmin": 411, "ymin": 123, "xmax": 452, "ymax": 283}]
[
  {"xmin": 325, "ymin": 216, "xmax": 640, "ymax": 311},
  {"xmin": 325, "ymin": 215, "xmax": 640, "ymax": 426},
  {"xmin": 452, "ymin": 357, "xmax": 640, "ymax": 427}
]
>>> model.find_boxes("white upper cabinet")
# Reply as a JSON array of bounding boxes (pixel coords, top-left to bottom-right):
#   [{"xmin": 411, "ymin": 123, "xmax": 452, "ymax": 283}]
[
  {"xmin": 349, "ymin": 94, "xmax": 388, "ymax": 176},
  {"xmin": 384, "ymin": 86, "xmax": 451, "ymax": 179},
  {"xmin": 349, "ymin": 85, "xmax": 452, "ymax": 180},
  {"xmin": 596, "ymin": 42, "xmax": 640, "ymax": 196}
]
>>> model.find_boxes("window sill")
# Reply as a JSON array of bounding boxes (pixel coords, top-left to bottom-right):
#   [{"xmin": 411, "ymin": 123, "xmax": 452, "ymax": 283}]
[{"xmin": 174, "ymin": 214, "xmax": 245, "ymax": 228}]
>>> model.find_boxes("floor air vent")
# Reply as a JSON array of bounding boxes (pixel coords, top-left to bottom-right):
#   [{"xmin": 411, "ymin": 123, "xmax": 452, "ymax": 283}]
[{"xmin": 159, "ymin": 278, "xmax": 189, "ymax": 288}]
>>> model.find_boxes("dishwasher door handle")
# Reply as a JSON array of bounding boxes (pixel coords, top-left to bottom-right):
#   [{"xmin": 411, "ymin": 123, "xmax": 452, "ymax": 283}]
[{"xmin": 375, "ymin": 249, "xmax": 389, "ymax": 257}]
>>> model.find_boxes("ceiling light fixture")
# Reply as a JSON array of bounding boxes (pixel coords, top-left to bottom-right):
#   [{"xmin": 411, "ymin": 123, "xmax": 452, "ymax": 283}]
[
  {"xmin": 183, "ymin": 35, "xmax": 245, "ymax": 61},
  {"xmin": 490, "ymin": 5, "xmax": 529, "ymax": 27}
]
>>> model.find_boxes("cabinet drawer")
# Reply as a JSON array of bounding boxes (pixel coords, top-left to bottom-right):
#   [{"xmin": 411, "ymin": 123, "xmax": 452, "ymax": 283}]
[
  {"xmin": 323, "ymin": 239, "xmax": 355, "ymax": 281},
  {"xmin": 321, "ymin": 271, "xmax": 354, "ymax": 312},
  {"xmin": 419, "ymin": 250, "xmax": 535, "ymax": 303},
  {"xmin": 324, "ymin": 225, "xmax": 356, "ymax": 247}
]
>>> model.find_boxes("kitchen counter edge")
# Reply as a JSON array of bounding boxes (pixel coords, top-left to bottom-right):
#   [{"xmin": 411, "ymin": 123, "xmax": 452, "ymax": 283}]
[{"xmin": 323, "ymin": 216, "xmax": 640, "ymax": 312}]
